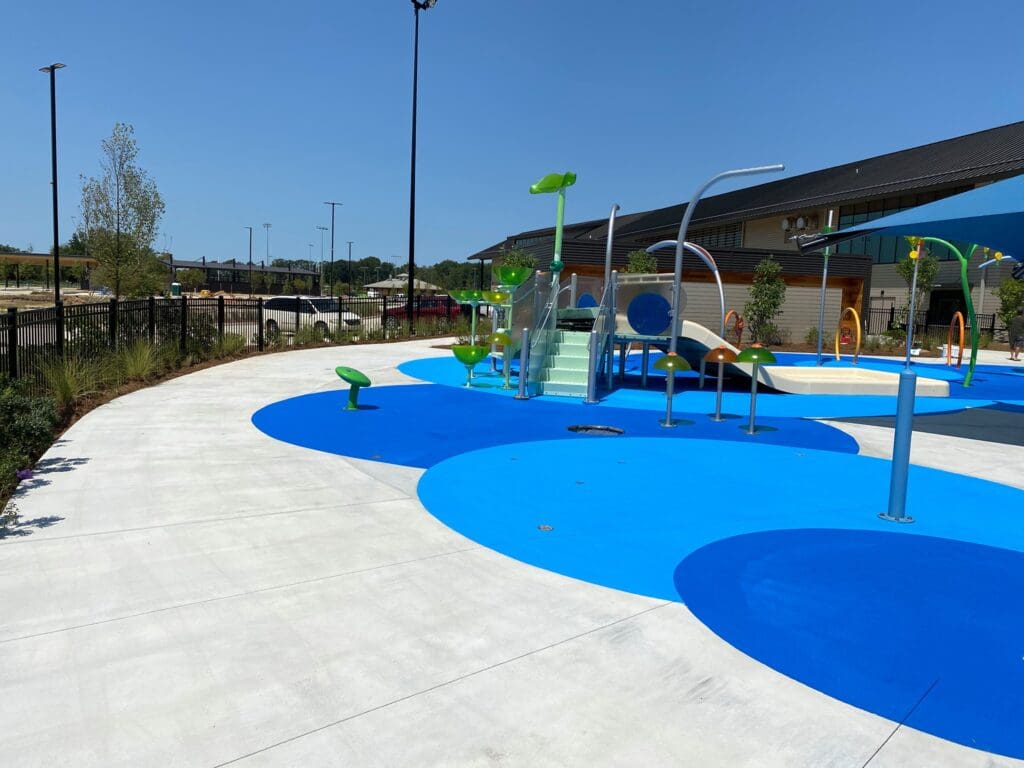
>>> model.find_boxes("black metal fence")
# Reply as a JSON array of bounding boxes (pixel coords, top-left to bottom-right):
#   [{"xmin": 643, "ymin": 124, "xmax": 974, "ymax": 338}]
[
  {"xmin": 1, "ymin": 294, "xmax": 466, "ymax": 396},
  {"xmin": 864, "ymin": 307, "xmax": 1004, "ymax": 339}
]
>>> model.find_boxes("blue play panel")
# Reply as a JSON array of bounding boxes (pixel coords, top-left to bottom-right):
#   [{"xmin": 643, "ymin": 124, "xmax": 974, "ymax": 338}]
[
  {"xmin": 417, "ymin": 437, "xmax": 1024, "ymax": 758},
  {"xmin": 676, "ymin": 529, "xmax": 1024, "ymax": 759},
  {"xmin": 251, "ymin": 384, "xmax": 857, "ymax": 469}
]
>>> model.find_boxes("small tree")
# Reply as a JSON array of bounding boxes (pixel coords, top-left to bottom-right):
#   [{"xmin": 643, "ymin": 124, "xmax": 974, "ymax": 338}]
[
  {"xmin": 179, "ymin": 268, "xmax": 205, "ymax": 294},
  {"xmin": 333, "ymin": 281, "xmax": 350, "ymax": 297},
  {"xmin": 625, "ymin": 249, "xmax": 657, "ymax": 274},
  {"xmin": 894, "ymin": 251, "xmax": 939, "ymax": 319},
  {"xmin": 995, "ymin": 277, "xmax": 1024, "ymax": 326},
  {"xmin": 80, "ymin": 123, "xmax": 165, "ymax": 298},
  {"xmin": 499, "ymin": 247, "xmax": 536, "ymax": 271},
  {"xmin": 744, "ymin": 257, "xmax": 787, "ymax": 344}
]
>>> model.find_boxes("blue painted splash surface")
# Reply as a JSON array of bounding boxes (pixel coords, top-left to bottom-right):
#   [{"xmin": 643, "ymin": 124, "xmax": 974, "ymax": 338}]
[
  {"xmin": 251, "ymin": 384, "xmax": 857, "ymax": 468},
  {"xmin": 675, "ymin": 529, "xmax": 1024, "ymax": 759}
]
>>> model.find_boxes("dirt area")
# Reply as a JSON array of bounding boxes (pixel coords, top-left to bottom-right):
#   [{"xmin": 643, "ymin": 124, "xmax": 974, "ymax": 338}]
[{"xmin": 0, "ymin": 291, "xmax": 105, "ymax": 310}]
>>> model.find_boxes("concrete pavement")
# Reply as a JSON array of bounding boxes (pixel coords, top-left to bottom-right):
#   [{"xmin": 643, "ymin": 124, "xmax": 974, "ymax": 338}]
[{"xmin": 1, "ymin": 339, "xmax": 1019, "ymax": 767}]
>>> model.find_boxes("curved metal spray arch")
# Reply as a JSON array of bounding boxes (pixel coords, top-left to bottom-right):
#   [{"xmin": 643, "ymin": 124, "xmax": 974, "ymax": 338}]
[
  {"xmin": 645, "ymin": 239, "xmax": 726, "ymax": 337},
  {"xmin": 833, "ymin": 306, "xmax": 862, "ymax": 364}
]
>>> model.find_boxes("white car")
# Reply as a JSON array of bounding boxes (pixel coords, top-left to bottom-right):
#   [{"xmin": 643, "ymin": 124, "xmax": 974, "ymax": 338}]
[{"xmin": 263, "ymin": 296, "xmax": 361, "ymax": 337}]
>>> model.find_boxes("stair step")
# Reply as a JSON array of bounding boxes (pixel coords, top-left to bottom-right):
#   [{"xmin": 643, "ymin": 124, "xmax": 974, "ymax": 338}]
[
  {"xmin": 541, "ymin": 368, "xmax": 589, "ymax": 385},
  {"xmin": 550, "ymin": 343, "xmax": 590, "ymax": 358},
  {"xmin": 540, "ymin": 382, "xmax": 588, "ymax": 397},
  {"xmin": 552, "ymin": 331, "xmax": 591, "ymax": 343},
  {"xmin": 546, "ymin": 355, "xmax": 589, "ymax": 371}
]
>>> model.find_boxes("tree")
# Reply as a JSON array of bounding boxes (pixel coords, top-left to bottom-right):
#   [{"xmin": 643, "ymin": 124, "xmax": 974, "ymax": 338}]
[
  {"xmin": 894, "ymin": 251, "xmax": 940, "ymax": 318},
  {"xmin": 625, "ymin": 249, "xmax": 657, "ymax": 274},
  {"xmin": 179, "ymin": 268, "xmax": 205, "ymax": 294},
  {"xmin": 81, "ymin": 123, "xmax": 165, "ymax": 298},
  {"xmin": 744, "ymin": 257, "xmax": 787, "ymax": 343},
  {"xmin": 996, "ymin": 277, "xmax": 1024, "ymax": 327}
]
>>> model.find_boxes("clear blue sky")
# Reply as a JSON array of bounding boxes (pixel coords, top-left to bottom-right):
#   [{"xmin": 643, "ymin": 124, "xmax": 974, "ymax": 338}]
[{"xmin": 3, "ymin": 0, "xmax": 1023, "ymax": 269}]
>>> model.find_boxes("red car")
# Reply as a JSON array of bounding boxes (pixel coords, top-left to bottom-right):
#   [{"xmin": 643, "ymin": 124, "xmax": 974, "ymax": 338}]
[{"xmin": 383, "ymin": 295, "xmax": 461, "ymax": 331}]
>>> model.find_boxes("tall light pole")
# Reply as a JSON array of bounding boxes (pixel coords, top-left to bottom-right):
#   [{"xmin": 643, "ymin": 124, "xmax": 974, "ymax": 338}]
[
  {"xmin": 39, "ymin": 62, "xmax": 65, "ymax": 305},
  {"xmin": 244, "ymin": 226, "xmax": 253, "ymax": 297},
  {"xmin": 316, "ymin": 225, "xmax": 328, "ymax": 296},
  {"xmin": 324, "ymin": 201, "xmax": 342, "ymax": 297},
  {"xmin": 347, "ymin": 241, "xmax": 354, "ymax": 296},
  {"xmin": 408, "ymin": 0, "xmax": 438, "ymax": 332},
  {"xmin": 263, "ymin": 222, "xmax": 271, "ymax": 264}
]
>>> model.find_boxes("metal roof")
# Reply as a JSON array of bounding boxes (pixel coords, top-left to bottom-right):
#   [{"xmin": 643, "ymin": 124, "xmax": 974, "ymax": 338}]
[
  {"xmin": 161, "ymin": 258, "xmax": 318, "ymax": 276},
  {"xmin": 470, "ymin": 120, "xmax": 1024, "ymax": 258}
]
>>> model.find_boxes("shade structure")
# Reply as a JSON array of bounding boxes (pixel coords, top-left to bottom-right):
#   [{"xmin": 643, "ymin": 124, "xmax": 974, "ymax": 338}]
[
  {"xmin": 799, "ymin": 174, "xmax": 1024, "ymax": 256},
  {"xmin": 365, "ymin": 277, "xmax": 443, "ymax": 293}
]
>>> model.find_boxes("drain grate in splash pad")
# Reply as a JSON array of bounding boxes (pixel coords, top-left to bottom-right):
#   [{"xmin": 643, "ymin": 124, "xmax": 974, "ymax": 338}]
[{"xmin": 567, "ymin": 424, "xmax": 624, "ymax": 436}]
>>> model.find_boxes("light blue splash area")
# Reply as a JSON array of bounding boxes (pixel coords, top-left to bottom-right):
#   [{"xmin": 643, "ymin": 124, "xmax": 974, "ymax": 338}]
[
  {"xmin": 417, "ymin": 437, "xmax": 1024, "ymax": 602},
  {"xmin": 418, "ymin": 437, "xmax": 1024, "ymax": 759},
  {"xmin": 251, "ymin": 384, "xmax": 857, "ymax": 469},
  {"xmin": 398, "ymin": 356, "xmax": 993, "ymax": 418},
  {"xmin": 675, "ymin": 530, "xmax": 1024, "ymax": 760}
]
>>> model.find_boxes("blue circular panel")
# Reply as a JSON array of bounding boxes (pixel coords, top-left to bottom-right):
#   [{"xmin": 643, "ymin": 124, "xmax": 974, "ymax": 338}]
[
  {"xmin": 675, "ymin": 529, "xmax": 1024, "ymax": 759},
  {"xmin": 626, "ymin": 292, "xmax": 671, "ymax": 336},
  {"xmin": 577, "ymin": 292, "xmax": 597, "ymax": 308}
]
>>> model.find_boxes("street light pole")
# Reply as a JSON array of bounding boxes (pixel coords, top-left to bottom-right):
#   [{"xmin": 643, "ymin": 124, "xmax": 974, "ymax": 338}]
[
  {"xmin": 347, "ymin": 241, "xmax": 354, "ymax": 296},
  {"xmin": 263, "ymin": 222, "xmax": 271, "ymax": 264},
  {"xmin": 408, "ymin": 0, "xmax": 438, "ymax": 332},
  {"xmin": 244, "ymin": 226, "xmax": 253, "ymax": 297},
  {"xmin": 40, "ymin": 62, "xmax": 65, "ymax": 305},
  {"xmin": 324, "ymin": 201, "xmax": 342, "ymax": 297}
]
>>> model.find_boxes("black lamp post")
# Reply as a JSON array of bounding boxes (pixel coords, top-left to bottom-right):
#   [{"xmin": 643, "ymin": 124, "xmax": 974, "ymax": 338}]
[
  {"xmin": 244, "ymin": 226, "xmax": 253, "ymax": 297},
  {"xmin": 324, "ymin": 201, "xmax": 342, "ymax": 297},
  {"xmin": 407, "ymin": 0, "xmax": 438, "ymax": 332},
  {"xmin": 347, "ymin": 241, "xmax": 354, "ymax": 296},
  {"xmin": 39, "ymin": 62, "xmax": 65, "ymax": 305}
]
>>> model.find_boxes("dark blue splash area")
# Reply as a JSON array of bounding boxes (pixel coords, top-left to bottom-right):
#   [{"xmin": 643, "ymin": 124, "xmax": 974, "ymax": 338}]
[
  {"xmin": 675, "ymin": 529, "xmax": 1024, "ymax": 759},
  {"xmin": 251, "ymin": 384, "xmax": 857, "ymax": 469}
]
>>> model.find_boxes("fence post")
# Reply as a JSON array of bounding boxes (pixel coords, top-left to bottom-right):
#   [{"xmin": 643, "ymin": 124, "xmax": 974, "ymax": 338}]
[
  {"xmin": 294, "ymin": 296, "xmax": 300, "ymax": 339},
  {"xmin": 180, "ymin": 294, "xmax": 188, "ymax": 354},
  {"xmin": 217, "ymin": 295, "xmax": 225, "ymax": 343},
  {"xmin": 989, "ymin": 313, "xmax": 997, "ymax": 336},
  {"xmin": 888, "ymin": 304, "xmax": 895, "ymax": 329},
  {"xmin": 109, "ymin": 298, "xmax": 119, "ymax": 350},
  {"xmin": 55, "ymin": 300, "xmax": 65, "ymax": 359},
  {"xmin": 6, "ymin": 307, "xmax": 17, "ymax": 379},
  {"xmin": 148, "ymin": 296, "xmax": 156, "ymax": 344},
  {"xmin": 257, "ymin": 298, "xmax": 265, "ymax": 351}
]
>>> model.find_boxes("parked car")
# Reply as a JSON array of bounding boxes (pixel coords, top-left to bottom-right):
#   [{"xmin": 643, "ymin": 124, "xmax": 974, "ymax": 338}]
[
  {"xmin": 382, "ymin": 295, "xmax": 460, "ymax": 331},
  {"xmin": 263, "ymin": 296, "xmax": 361, "ymax": 337}
]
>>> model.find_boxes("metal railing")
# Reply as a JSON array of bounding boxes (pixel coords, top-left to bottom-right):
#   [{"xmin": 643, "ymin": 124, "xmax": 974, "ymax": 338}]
[
  {"xmin": 1, "ymin": 294, "xmax": 462, "ymax": 396},
  {"xmin": 585, "ymin": 272, "xmax": 616, "ymax": 403},
  {"xmin": 865, "ymin": 307, "xmax": 1003, "ymax": 339}
]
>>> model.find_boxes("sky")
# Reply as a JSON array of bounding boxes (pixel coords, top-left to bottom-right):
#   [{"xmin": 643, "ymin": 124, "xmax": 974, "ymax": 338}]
[{"xmin": 3, "ymin": 0, "xmax": 1024, "ymax": 270}]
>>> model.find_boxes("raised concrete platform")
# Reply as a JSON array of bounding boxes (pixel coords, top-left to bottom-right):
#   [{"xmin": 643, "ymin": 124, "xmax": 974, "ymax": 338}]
[{"xmin": 755, "ymin": 364, "xmax": 950, "ymax": 396}]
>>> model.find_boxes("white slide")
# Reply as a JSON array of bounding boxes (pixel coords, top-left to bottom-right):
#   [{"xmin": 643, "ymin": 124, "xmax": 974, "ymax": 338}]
[{"xmin": 678, "ymin": 320, "xmax": 949, "ymax": 397}]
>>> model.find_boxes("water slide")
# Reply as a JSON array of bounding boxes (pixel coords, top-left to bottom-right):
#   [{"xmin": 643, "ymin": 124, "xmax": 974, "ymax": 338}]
[{"xmin": 676, "ymin": 320, "xmax": 949, "ymax": 397}]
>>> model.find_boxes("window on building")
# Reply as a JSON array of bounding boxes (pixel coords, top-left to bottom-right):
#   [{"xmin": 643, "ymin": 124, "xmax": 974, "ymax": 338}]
[{"xmin": 836, "ymin": 186, "xmax": 972, "ymax": 264}]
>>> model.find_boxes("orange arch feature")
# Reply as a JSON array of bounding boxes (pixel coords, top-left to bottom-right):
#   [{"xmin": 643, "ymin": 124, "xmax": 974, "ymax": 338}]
[
  {"xmin": 834, "ymin": 306, "xmax": 862, "ymax": 364},
  {"xmin": 947, "ymin": 311, "xmax": 966, "ymax": 368}
]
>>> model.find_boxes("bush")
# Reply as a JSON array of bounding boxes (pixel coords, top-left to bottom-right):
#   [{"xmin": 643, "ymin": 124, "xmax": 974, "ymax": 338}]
[
  {"xmin": 39, "ymin": 356, "xmax": 105, "ymax": 414},
  {"xmin": 213, "ymin": 333, "xmax": 248, "ymax": 357},
  {"xmin": 625, "ymin": 249, "xmax": 657, "ymax": 274},
  {"xmin": 499, "ymin": 248, "xmax": 536, "ymax": 271},
  {"xmin": 116, "ymin": 340, "xmax": 159, "ymax": 383},
  {"xmin": 293, "ymin": 325, "xmax": 326, "ymax": 346},
  {"xmin": 744, "ymin": 257, "xmax": 787, "ymax": 344},
  {"xmin": 978, "ymin": 332, "xmax": 993, "ymax": 350},
  {"xmin": 0, "ymin": 377, "xmax": 58, "ymax": 501}
]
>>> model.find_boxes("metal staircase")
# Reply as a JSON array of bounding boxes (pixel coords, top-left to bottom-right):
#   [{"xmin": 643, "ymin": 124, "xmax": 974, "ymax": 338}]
[{"xmin": 537, "ymin": 330, "xmax": 591, "ymax": 397}]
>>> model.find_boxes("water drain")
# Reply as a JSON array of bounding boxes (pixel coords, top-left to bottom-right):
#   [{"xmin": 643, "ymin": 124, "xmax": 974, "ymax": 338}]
[{"xmin": 567, "ymin": 424, "xmax": 624, "ymax": 436}]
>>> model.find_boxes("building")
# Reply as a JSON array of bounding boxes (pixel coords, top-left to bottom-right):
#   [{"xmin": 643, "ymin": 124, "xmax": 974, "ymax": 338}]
[
  {"xmin": 470, "ymin": 121, "xmax": 1024, "ymax": 338},
  {"xmin": 160, "ymin": 257, "xmax": 321, "ymax": 295}
]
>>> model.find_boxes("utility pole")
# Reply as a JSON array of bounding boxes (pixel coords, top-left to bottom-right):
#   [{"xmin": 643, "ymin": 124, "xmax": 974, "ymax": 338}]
[
  {"xmin": 324, "ymin": 202, "xmax": 342, "ymax": 297},
  {"xmin": 244, "ymin": 226, "xmax": 254, "ymax": 297},
  {"xmin": 347, "ymin": 241, "xmax": 354, "ymax": 296}
]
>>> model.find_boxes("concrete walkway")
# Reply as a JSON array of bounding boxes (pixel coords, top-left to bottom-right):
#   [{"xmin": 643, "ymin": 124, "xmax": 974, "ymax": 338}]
[{"xmin": 1, "ymin": 339, "xmax": 1019, "ymax": 767}]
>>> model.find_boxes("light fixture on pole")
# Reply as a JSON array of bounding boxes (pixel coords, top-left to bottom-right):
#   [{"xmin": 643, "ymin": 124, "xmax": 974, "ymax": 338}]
[
  {"xmin": 407, "ymin": 0, "xmax": 439, "ymax": 333},
  {"xmin": 39, "ymin": 62, "xmax": 65, "ymax": 309},
  {"xmin": 325, "ymin": 202, "xmax": 342, "ymax": 297}
]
